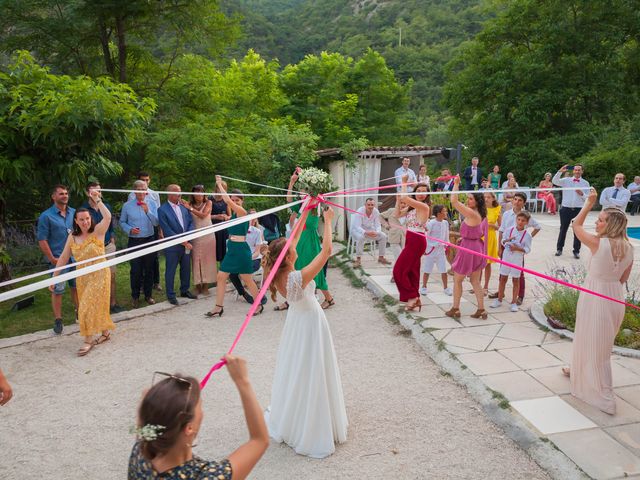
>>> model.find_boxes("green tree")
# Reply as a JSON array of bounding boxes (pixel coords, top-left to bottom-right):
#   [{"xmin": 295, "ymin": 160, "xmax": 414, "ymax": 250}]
[
  {"xmin": 0, "ymin": 51, "xmax": 155, "ymax": 281},
  {"xmin": 443, "ymin": 0, "xmax": 640, "ymax": 181},
  {"xmin": 0, "ymin": 0, "xmax": 239, "ymax": 91}
]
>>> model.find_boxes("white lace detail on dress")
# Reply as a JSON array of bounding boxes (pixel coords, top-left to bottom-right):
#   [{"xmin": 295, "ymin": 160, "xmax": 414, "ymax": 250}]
[{"xmin": 286, "ymin": 270, "xmax": 305, "ymax": 302}]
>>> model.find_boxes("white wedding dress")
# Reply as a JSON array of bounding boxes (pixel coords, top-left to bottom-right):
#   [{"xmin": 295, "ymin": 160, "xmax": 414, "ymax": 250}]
[{"xmin": 265, "ymin": 270, "xmax": 348, "ymax": 458}]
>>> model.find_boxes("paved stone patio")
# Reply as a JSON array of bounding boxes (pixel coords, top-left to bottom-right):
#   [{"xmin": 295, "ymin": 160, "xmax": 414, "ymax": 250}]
[{"xmin": 359, "ymin": 211, "xmax": 640, "ymax": 480}]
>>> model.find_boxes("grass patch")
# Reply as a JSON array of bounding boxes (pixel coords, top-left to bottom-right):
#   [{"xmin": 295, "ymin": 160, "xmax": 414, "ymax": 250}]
[
  {"xmin": 381, "ymin": 294, "xmax": 397, "ymax": 306},
  {"xmin": 0, "ymin": 256, "xmax": 170, "ymax": 339},
  {"xmin": 331, "ymin": 256, "xmax": 366, "ymax": 289},
  {"xmin": 436, "ymin": 339, "xmax": 445, "ymax": 351},
  {"xmin": 488, "ymin": 388, "xmax": 510, "ymax": 409}
]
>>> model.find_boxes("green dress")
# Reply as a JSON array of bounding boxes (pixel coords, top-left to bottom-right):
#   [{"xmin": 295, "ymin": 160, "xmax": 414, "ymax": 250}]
[
  {"xmin": 220, "ymin": 213, "xmax": 253, "ymax": 274},
  {"xmin": 291, "ymin": 203, "xmax": 328, "ymax": 290}
]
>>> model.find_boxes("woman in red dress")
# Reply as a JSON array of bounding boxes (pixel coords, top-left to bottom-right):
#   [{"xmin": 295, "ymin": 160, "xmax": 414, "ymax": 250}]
[{"xmin": 393, "ymin": 176, "xmax": 430, "ymax": 311}]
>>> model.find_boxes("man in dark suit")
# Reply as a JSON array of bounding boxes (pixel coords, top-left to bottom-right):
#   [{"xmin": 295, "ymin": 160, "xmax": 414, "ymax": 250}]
[
  {"xmin": 462, "ymin": 157, "xmax": 483, "ymax": 191},
  {"xmin": 158, "ymin": 184, "xmax": 196, "ymax": 305}
]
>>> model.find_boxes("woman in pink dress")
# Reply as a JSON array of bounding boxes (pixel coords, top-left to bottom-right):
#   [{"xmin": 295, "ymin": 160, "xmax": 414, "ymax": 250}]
[
  {"xmin": 446, "ymin": 176, "xmax": 488, "ymax": 319},
  {"xmin": 184, "ymin": 185, "xmax": 217, "ymax": 296},
  {"xmin": 564, "ymin": 189, "xmax": 634, "ymax": 414},
  {"xmin": 537, "ymin": 172, "xmax": 557, "ymax": 214}
]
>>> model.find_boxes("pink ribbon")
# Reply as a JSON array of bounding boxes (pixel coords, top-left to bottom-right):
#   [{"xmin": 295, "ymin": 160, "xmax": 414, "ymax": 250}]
[
  {"xmin": 200, "ymin": 197, "xmax": 312, "ymax": 389},
  {"xmin": 320, "ymin": 198, "xmax": 640, "ymax": 312},
  {"xmin": 327, "ymin": 182, "xmax": 417, "ymax": 197}
]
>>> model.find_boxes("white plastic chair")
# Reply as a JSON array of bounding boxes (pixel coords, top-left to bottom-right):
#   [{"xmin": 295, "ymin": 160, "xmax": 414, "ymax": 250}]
[
  {"xmin": 347, "ymin": 234, "xmax": 377, "ymax": 258},
  {"xmin": 521, "ymin": 187, "xmax": 538, "ymax": 213}
]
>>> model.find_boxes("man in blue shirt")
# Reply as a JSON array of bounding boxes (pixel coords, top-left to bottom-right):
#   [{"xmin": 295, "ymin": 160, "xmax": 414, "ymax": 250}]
[
  {"xmin": 158, "ymin": 184, "xmax": 195, "ymax": 305},
  {"xmin": 81, "ymin": 181, "xmax": 123, "ymax": 314},
  {"xmin": 37, "ymin": 184, "xmax": 78, "ymax": 334},
  {"xmin": 120, "ymin": 180, "xmax": 159, "ymax": 308}
]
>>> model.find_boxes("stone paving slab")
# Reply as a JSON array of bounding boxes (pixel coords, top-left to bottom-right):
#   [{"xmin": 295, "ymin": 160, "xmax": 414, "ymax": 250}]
[
  {"xmin": 616, "ymin": 386, "xmax": 640, "ymax": 410},
  {"xmin": 561, "ymin": 394, "xmax": 640, "ymax": 428},
  {"xmin": 548, "ymin": 429, "xmax": 640, "ymax": 480},
  {"xmin": 482, "ymin": 371, "xmax": 554, "ymax": 401},
  {"xmin": 527, "ymin": 367, "xmax": 572, "ymax": 395},
  {"xmin": 499, "ymin": 346, "xmax": 565, "ymax": 370},
  {"xmin": 606, "ymin": 424, "xmax": 640, "ymax": 457},
  {"xmin": 511, "ymin": 396, "xmax": 597, "ymax": 435},
  {"xmin": 458, "ymin": 351, "xmax": 521, "ymax": 376}
]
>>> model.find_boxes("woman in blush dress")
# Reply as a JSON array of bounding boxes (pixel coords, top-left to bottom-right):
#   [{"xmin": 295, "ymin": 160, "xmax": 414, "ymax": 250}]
[
  {"xmin": 446, "ymin": 176, "xmax": 489, "ymax": 319},
  {"xmin": 563, "ymin": 189, "xmax": 634, "ymax": 414},
  {"xmin": 184, "ymin": 185, "xmax": 217, "ymax": 295},
  {"xmin": 263, "ymin": 206, "xmax": 348, "ymax": 459}
]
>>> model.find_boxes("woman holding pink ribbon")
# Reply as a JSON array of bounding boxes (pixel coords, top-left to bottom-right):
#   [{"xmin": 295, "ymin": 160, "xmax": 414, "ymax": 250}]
[
  {"xmin": 446, "ymin": 176, "xmax": 488, "ymax": 319},
  {"xmin": 564, "ymin": 189, "xmax": 634, "ymax": 415},
  {"xmin": 393, "ymin": 176, "xmax": 431, "ymax": 311}
]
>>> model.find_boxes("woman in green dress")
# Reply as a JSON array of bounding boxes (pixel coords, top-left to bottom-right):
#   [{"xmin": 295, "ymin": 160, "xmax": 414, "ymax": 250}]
[
  {"xmin": 275, "ymin": 171, "xmax": 334, "ymax": 310},
  {"xmin": 206, "ymin": 176, "xmax": 263, "ymax": 317},
  {"xmin": 488, "ymin": 165, "xmax": 501, "ymax": 190}
]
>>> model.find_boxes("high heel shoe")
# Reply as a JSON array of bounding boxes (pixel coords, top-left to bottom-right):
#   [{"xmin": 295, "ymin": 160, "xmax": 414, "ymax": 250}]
[
  {"xmin": 445, "ymin": 307, "xmax": 461, "ymax": 319},
  {"xmin": 205, "ymin": 305, "xmax": 224, "ymax": 317},
  {"xmin": 252, "ymin": 304, "xmax": 264, "ymax": 316},
  {"xmin": 470, "ymin": 308, "xmax": 488, "ymax": 319},
  {"xmin": 405, "ymin": 299, "xmax": 422, "ymax": 312}
]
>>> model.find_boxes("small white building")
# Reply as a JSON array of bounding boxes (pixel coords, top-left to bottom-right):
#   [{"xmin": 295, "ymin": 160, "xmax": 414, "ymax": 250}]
[{"xmin": 320, "ymin": 146, "xmax": 445, "ymax": 240}]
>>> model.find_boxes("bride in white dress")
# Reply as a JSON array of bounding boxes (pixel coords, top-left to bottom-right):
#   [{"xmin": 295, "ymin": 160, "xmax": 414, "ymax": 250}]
[{"xmin": 262, "ymin": 205, "xmax": 348, "ymax": 458}]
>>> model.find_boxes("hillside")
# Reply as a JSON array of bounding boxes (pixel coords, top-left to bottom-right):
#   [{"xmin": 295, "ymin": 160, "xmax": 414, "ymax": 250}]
[{"xmin": 223, "ymin": 0, "xmax": 489, "ymax": 142}]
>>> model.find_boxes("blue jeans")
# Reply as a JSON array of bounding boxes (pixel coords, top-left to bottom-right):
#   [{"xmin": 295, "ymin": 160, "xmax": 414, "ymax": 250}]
[{"xmin": 50, "ymin": 264, "xmax": 76, "ymax": 295}]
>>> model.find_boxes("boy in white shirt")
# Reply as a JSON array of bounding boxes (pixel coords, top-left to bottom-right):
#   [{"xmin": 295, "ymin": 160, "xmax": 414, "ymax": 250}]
[
  {"xmin": 420, "ymin": 205, "xmax": 452, "ymax": 296},
  {"xmin": 491, "ymin": 211, "xmax": 532, "ymax": 312}
]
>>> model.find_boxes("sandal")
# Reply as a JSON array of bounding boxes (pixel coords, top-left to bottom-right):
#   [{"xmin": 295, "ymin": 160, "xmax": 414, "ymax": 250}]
[
  {"xmin": 205, "ymin": 305, "xmax": 224, "ymax": 317},
  {"xmin": 77, "ymin": 340, "xmax": 96, "ymax": 357},
  {"xmin": 253, "ymin": 305, "xmax": 264, "ymax": 316},
  {"xmin": 95, "ymin": 332, "xmax": 111, "ymax": 344},
  {"xmin": 445, "ymin": 307, "xmax": 461, "ymax": 319},
  {"xmin": 274, "ymin": 302, "xmax": 289, "ymax": 311},
  {"xmin": 321, "ymin": 298, "xmax": 335, "ymax": 310},
  {"xmin": 470, "ymin": 309, "xmax": 488, "ymax": 320},
  {"xmin": 405, "ymin": 299, "xmax": 422, "ymax": 312}
]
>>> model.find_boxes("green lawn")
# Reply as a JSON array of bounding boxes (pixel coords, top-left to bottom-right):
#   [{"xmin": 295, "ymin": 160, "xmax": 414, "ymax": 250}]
[{"xmin": 0, "ymin": 256, "xmax": 169, "ymax": 339}]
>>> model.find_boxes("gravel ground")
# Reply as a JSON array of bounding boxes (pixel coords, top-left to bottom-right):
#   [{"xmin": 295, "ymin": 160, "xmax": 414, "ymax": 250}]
[{"xmin": 0, "ymin": 267, "xmax": 550, "ymax": 479}]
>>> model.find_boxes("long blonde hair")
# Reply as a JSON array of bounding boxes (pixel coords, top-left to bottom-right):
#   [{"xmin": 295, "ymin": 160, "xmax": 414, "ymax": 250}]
[
  {"xmin": 261, "ymin": 238, "xmax": 294, "ymax": 301},
  {"xmin": 600, "ymin": 208, "xmax": 630, "ymax": 241}
]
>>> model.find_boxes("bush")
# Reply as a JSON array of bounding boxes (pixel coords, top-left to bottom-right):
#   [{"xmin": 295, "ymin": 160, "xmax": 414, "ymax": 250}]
[{"xmin": 541, "ymin": 264, "xmax": 640, "ymax": 349}]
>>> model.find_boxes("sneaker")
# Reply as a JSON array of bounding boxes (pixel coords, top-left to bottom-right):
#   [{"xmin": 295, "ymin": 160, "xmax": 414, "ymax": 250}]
[
  {"xmin": 555, "ymin": 250, "xmax": 562, "ymax": 257},
  {"xmin": 510, "ymin": 303, "xmax": 519, "ymax": 312},
  {"xmin": 53, "ymin": 318, "xmax": 63, "ymax": 334},
  {"xmin": 490, "ymin": 299, "xmax": 502, "ymax": 308},
  {"xmin": 419, "ymin": 287, "xmax": 428, "ymax": 296},
  {"xmin": 444, "ymin": 287, "xmax": 453, "ymax": 296}
]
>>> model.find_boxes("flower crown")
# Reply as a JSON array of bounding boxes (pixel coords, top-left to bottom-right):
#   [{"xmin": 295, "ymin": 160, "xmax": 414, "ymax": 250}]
[{"xmin": 130, "ymin": 424, "xmax": 166, "ymax": 442}]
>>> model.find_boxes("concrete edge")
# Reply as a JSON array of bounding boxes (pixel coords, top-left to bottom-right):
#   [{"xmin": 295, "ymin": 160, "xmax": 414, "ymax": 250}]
[
  {"xmin": 529, "ymin": 301, "xmax": 640, "ymax": 359},
  {"xmin": 364, "ymin": 277, "xmax": 588, "ymax": 480}
]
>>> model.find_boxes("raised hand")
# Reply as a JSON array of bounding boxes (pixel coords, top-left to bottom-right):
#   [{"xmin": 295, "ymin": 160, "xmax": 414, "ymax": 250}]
[
  {"xmin": 586, "ymin": 188, "xmax": 597, "ymax": 205},
  {"xmin": 89, "ymin": 188, "xmax": 101, "ymax": 202},
  {"xmin": 560, "ymin": 164, "xmax": 568, "ymax": 173},
  {"xmin": 322, "ymin": 205, "xmax": 334, "ymax": 223}
]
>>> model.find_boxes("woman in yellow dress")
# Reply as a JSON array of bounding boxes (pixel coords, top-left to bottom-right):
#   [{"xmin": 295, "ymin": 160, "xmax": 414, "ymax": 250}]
[
  {"xmin": 51, "ymin": 187, "xmax": 116, "ymax": 356},
  {"xmin": 482, "ymin": 191, "xmax": 502, "ymax": 295}
]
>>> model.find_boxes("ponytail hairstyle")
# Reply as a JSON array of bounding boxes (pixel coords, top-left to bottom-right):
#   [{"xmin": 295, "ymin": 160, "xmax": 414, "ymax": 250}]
[
  {"xmin": 137, "ymin": 374, "xmax": 200, "ymax": 461},
  {"xmin": 261, "ymin": 238, "xmax": 294, "ymax": 301}
]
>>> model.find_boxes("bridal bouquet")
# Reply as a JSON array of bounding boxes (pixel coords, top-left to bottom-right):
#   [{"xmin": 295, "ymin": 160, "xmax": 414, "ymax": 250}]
[{"xmin": 297, "ymin": 167, "xmax": 335, "ymax": 197}]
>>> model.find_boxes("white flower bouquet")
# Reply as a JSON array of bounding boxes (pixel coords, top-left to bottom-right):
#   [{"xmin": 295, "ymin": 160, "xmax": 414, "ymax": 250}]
[{"xmin": 297, "ymin": 167, "xmax": 336, "ymax": 197}]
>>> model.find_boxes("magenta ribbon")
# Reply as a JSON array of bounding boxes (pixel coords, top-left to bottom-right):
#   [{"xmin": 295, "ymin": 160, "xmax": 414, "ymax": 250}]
[
  {"xmin": 320, "ymin": 198, "xmax": 640, "ymax": 312},
  {"xmin": 327, "ymin": 181, "xmax": 417, "ymax": 197},
  {"xmin": 200, "ymin": 197, "xmax": 312, "ymax": 389}
]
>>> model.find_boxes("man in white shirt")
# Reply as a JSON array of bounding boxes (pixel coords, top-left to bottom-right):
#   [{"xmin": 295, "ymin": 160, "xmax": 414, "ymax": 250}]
[
  {"xmin": 628, "ymin": 176, "xmax": 640, "ymax": 215},
  {"xmin": 351, "ymin": 198, "xmax": 390, "ymax": 268},
  {"xmin": 599, "ymin": 173, "xmax": 630, "ymax": 211},
  {"xmin": 552, "ymin": 164, "xmax": 590, "ymax": 259},
  {"xmin": 395, "ymin": 157, "xmax": 417, "ymax": 192}
]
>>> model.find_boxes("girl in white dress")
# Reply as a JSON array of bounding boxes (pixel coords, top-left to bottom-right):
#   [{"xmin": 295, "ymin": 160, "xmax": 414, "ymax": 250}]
[{"xmin": 262, "ymin": 205, "xmax": 348, "ymax": 458}]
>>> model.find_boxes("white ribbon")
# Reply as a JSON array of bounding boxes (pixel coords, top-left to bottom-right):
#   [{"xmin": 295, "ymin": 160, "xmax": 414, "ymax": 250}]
[
  {"xmin": 99, "ymin": 188, "xmax": 290, "ymax": 197},
  {"xmin": 324, "ymin": 186, "xmax": 589, "ymax": 198},
  {"xmin": 0, "ymin": 200, "xmax": 302, "ymax": 303}
]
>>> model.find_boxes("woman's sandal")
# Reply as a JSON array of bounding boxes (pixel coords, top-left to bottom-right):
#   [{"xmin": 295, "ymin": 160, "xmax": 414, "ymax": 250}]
[
  {"xmin": 470, "ymin": 309, "xmax": 488, "ymax": 320},
  {"xmin": 95, "ymin": 332, "xmax": 111, "ymax": 344},
  {"xmin": 205, "ymin": 305, "xmax": 224, "ymax": 317},
  {"xmin": 77, "ymin": 340, "xmax": 96, "ymax": 357},
  {"xmin": 252, "ymin": 305, "xmax": 265, "ymax": 316},
  {"xmin": 562, "ymin": 367, "xmax": 571, "ymax": 377},
  {"xmin": 405, "ymin": 299, "xmax": 422, "ymax": 312},
  {"xmin": 321, "ymin": 298, "xmax": 335, "ymax": 310},
  {"xmin": 445, "ymin": 307, "xmax": 461, "ymax": 319},
  {"xmin": 274, "ymin": 302, "xmax": 289, "ymax": 311}
]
